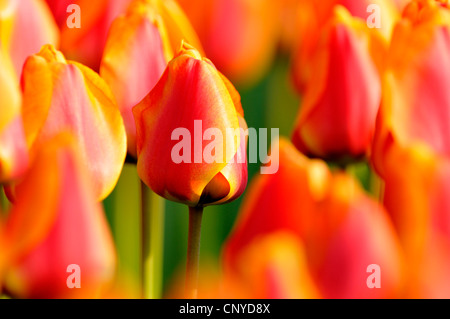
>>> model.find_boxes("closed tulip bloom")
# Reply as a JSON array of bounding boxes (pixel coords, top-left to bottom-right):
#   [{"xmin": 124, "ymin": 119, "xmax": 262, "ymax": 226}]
[
  {"xmin": 381, "ymin": 144, "xmax": 450, "ymax": 298},
  {"xmin": 291, "ymin": 7, "xmax": 384, "ymax": 160},
  {"xmin": 133, "ymin": 43, "xmax": 247, "ymax": 207},
  {"xmin": 45, "ymin": 0, "xmax": 132, "ymax": 70},
  {"xmin": 0, "ymin": 47, "xmax": 28, "ymax": 183},
  {"xmin": 3, "ymin": 134, "xmax": 116, "ymax": 298},
  {"xmin": 224, "ymin": 138, "xmax": 403, "ymax": 298},
  {"xmin": 177, "ymin": 0, "xmax": 279, "ymax": 87},
  {"xmin": 20, "ymin": 45, "xmax": 126, "ymax": 200},
  {"xmin": 372, "ymin": 0, "xmax": 450, "ymax": 175},
  {"xmin": 291, "ymin": 0, "xmax": 399, "ymax": 91},
  {"xmin": 100, "ymin": 0, "xmax": 202, "ymax": 157},
  {"xmin": 0, "ymin": 0, "xmax": 59, "ymax": 77}
]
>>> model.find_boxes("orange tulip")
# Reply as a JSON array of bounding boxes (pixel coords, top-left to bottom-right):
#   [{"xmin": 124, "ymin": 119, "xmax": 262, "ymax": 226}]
[
  {"xmin": 45, "ymin": 0, "xmax": 132, "ymax": 70},
  {"xmin": 224, "ymin": 138, "xmax": 403, "ymax": 298},
  {"xmin": 100, "ymin": 0, "xmax": 202, "ymax": 157},
  {"xmin": 382, "ymin": 145, "xmax": 450, "ymax": 298},
  {"xmin": 0, "ymin": 46, "xmax": 28, "ymax": 183},
  {"xmin": 20, "ymin": 45, "xmax": 126, "ymax": 201},
  {"xmin": 2, "ymin": 133, "xmax": 116, "ymax": 298},
  {"xmin": 291, "ymin": 7, "xmax": 385, "ymax": 160},
  {"xmin": 372, "ymin": 0, "xmax": 450, "ymax": 176},
  {"xmin": 177, "ymin": 0, "xmax": 280, "ymax": 87},
  {"xmin": 291, "ymin": 0, "xmax": 399, "ymax": 91},
  {"xmin": 0, "ymin": 0, "xmax": 59, "ymax": 77},
  {"xmin": 133, "ymin": 43, "xmax": 247, "ymax": 207}
]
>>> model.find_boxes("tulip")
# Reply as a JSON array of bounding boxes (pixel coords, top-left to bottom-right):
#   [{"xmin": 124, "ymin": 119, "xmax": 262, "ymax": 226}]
[
  {"xmin": 177, "ymin": 0, "xmax": 280, "ymax": 87},
  {"xmin": 133, "ymin": 42, "xmax": 247, "ymax": 298},
  {"xmin": 133, "ymin": 42, "xmax": 247, "ymax": 208},
  {"xmin": 382, "ymin": 144, "xmax": 450, "ymax": 298},
  {"xmin": 0, "ymin": 46, "xmax": 28, "ymax": 183},
  {"xmin": 2, "ymin": 133, "xmax": 116, "ymax": 298},
  {"xmin": 0, "ymin": 0, "xmax": 59, "ymax": 78},
  {"xmin": 224, "ymin": 138, "xmax": 403, "ymax": 298},
  {"xmin": 100, "ymin": 0, "xmax": 202, "ymax": 157},
  {"xmin": 291, "ymin": 6, "xmax": 385, "ymax": 160},
  {"xmin": 291, "ymin": 0, "xmax": 399, "ymax": 91},
  {"xmin": 372, "ymin": 0, "xmax": 450, "ymax": 176},
  {"xmin": 45, "ymin": 0, "xmax": 132, "ymax": 70},
  {"xmin": 20, "ymin": 45, "xmax": 126, "ymax": 201}
]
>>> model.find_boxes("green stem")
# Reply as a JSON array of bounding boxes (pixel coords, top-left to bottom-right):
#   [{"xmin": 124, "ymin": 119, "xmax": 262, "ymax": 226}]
[
  {"xmin": 0, "ymin": 186, "xmax": 8, "ymax": 217},
  {"xmin": 370, "ymin": 169, "xmax": 385, "ymax": 203},
  {"xmin": 185, "ymin": 206, "xmax": 204, "ymax": 299},
  {"xmin": 140, "ymin": 182, "xmax": 165, "ymax": 299}
]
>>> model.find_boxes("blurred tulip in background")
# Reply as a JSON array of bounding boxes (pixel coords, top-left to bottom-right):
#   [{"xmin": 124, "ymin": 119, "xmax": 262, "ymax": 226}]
[
  {"xmin": 2, "ymin": 134, "xmax": 116, "ymax": 298},
  {"xmin": 100, "ymin": 0, "xmax": 202, "ymax": 157},
  {"xmin": 291, "ymin": 7, "xmax": 385, "ymax": 160}
]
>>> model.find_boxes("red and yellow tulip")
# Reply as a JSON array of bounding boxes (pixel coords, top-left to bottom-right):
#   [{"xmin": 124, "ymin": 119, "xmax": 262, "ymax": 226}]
[
  {"xmin": 291, "ymin": 7, "xmax": 385, "ymax": 160},
  {"xmin": 291, "ymin": 0, "xmax": 399, "ymax": 91},
  {"xmin": 100, "ymin": 0, "xmax": 202, "ymax": 157},
  {"xmin": 133, "ymin": 43, "xmax": 247, "ymax": 207},
  {"xmin": 20, "ymin": 45, "xmax": 126, "ymax": 200},
  {"xmin": 224, "ymin": 138, "xmax": 403, "ymax": 298},
  {"xmin": 2, "ymin": 134, "xmax": 116, "ymax": 298}
]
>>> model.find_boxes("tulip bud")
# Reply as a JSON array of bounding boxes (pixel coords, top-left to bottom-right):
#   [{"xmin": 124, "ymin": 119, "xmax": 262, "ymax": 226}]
[
  {"xmin": 224, "ymin": 138, "xmax": 403, "ymax": 298},
  {"xmin": 372, "ymin": 0, "xmax": 450, "ymax": 176},
  {"xmin": 100, "ymin": 0, "xmax": 201, "ymax": 157},
  {"xmin": 133, "ymin": 43, "xmax": 247, "ymax": 207},
  {"xmin": 3, "ymin": 133, "xmax": 116, "ymax": 298},
  {"xmin": 20, "ymin": 45, "xmax": 126, "ymax": 200},
  {"xmin": 177, "ymin": 0, "xmax": 280, "ymax": 87},
  {"xmin": 0, "ymin": 0, "xmax": 59, "ymax": 77},
  {"xmin": 291, "ymin": 6, "xmax": 385, "ymax": 160},
  {"xmin": 0, "ymin": 46, "xmax": 28, "ymax": 183}
]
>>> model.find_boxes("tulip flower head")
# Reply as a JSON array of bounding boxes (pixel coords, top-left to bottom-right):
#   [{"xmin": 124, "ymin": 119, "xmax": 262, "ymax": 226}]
[
  {"xmin": 291, "ymin": 6, "xmax": 385, "ymax": 161},
  {"xmin": 20, "ymin": 45, "xmax": 127, "ymax": 201},
  {"xmin": 100, "ymin": 0, "xmax": 202, "ymax": 157},
  {"xmin": 224, "ymin": 138, "xmax": 403, "ymax": 298},
  {"xmin": 133, "ymin": 43, "xmax": 247, "ymax": 208},
  {"xmin": 291, "ymin": 0, "xmax": 399, "ymax": 91}
]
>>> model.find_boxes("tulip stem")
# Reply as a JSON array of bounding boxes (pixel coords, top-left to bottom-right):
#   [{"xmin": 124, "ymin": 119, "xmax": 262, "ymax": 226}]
[
  {"xmin": 140, "ymin": 182, "xmax": 165, "ymax": 299},
  {"xmin": 186, "ymin": 206, "xmax": 204, "ymax": 299},
  {"xmin": 0, "ymin": 187, "xmax": 8, "ymax": 217}
]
